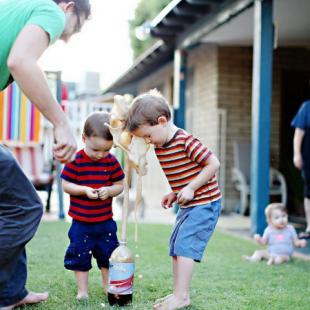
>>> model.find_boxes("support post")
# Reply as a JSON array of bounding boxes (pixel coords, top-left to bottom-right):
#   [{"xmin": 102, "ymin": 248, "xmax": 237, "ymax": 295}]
[{"xmin": 251, "ymin": 0, "xmax": 274, "ymax": 234}]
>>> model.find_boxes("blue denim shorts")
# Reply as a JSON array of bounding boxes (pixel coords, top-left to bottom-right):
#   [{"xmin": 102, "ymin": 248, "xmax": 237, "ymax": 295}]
[
  {"xmin": 64, "ymin": 219, "xmax": 119, "ymax": 271},
  {"xmin": 169, "ymin": 199, "xmax": 221, "ymax": 262}
]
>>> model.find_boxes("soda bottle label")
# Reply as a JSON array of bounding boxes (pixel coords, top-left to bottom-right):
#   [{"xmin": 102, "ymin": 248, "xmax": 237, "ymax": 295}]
[{"xmin": 108, "ymin": 262, "xmax": 135, "ymax": 295}]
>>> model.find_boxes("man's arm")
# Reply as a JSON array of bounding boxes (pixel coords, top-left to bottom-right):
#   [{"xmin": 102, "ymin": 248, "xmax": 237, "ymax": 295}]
[
  {"xmin": 293, "ymin": 128, "xmax": 305, "ymax": 170},
  {"xmin": 7, "ymin": 24, "xmax": 77, "ymax": 163}
]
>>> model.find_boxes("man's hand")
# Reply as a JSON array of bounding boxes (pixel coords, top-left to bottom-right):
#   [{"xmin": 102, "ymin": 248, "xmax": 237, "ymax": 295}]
[
  {"xmin": 97, "ymin": 187, "xmax": 110, "ymax": 200},
  {"xmin": 161, "ymin": 192, "xmax": 177, "ymax": 209},
  {"xmin": 177, "ymin": 186, "xmax": 194, "ymax": 206},
  {"xmin": 85, "ymin": 187, "xmax": 99, "ymax": 199},
  {"xmin": 53, "ymin": 124, "xmax": 77, "ymax": 163}
]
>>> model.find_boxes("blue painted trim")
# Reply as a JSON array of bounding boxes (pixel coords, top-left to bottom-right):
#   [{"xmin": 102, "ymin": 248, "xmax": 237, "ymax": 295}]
[
  {"xmin": 251, "ymin": 0, "xmax": 274, "ymax": 234},
  {"xmin": 174, "ymin": 51, "xmax": 187, "ymax": 129}
]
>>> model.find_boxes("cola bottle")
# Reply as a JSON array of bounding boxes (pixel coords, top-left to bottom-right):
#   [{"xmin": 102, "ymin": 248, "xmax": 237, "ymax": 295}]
[{"xmin": 108, "ymin": 241, "xmax": 135, "ymax": 306}]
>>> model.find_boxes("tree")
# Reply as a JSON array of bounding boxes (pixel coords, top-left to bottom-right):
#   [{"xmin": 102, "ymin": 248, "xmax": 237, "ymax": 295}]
[{"xmin": 129, "ymin": 0, "xmax": 171, "ymax": 60}]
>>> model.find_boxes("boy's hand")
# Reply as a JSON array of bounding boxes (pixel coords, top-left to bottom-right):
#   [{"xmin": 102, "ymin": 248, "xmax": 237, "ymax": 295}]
[
  {"xmin": 161, "ymin": 192, "xmax": 177, "ymax": 209},
  {"xmin": 85, "ymin": 187, "xmax": 99, "ymax": 199},
  {"xmin": 177, "ymin": 186, "xmax": 194, "ymax": 206},
  {"xmin": 97, "ymin": 187, "xmax": 110, "ymax": 200}
]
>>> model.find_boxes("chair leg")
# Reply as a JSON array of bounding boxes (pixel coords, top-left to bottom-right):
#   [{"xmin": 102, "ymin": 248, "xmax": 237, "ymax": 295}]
[{"xmin": 240, "ymin": 189, "xmax": 248, "ymax": 215}]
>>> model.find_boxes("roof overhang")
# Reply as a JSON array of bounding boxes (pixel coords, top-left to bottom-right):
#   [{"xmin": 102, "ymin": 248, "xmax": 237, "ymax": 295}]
[{"xmin": 104, "ymin": 0, "xmax": 310, "ymax": 93}]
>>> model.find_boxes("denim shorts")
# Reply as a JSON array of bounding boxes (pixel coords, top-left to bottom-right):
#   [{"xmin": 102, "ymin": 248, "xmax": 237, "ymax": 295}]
[
  {"xmin": 64, "ymin": 219, "xmax": 119, "ymax": 271},
  {"xmin": 169, "ymin": 199, "xmax": 221, "ymax": 262}
]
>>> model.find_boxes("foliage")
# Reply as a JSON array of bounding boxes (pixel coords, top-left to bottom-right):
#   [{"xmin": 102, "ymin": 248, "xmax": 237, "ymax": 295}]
[
  {"xmin": 26, "ymin": 221, "xmax": 310, "ymax": 309},
  {"xmin": 129, "ymin": 0, "xmax": 171, "ymax": 60}
]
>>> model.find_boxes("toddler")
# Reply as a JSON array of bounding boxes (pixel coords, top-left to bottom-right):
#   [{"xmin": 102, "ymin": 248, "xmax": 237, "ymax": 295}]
[
  {"xmin": 61, "ymin": 112, "xmax": 125, "ymax": 299},
  {"xmin": 243, "ymin": 203, "xmax": 306, "ymax": 265}
]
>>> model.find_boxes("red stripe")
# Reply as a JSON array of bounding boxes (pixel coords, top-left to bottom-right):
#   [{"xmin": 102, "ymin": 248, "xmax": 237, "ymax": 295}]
[
  {"xmin": 71, "ymin": 196, "xmax": 112, "ymax": 206},
  {"xmin": 70, "ymin": 205, "xmax": 112, "ymax": 214},
  {"xmin": 69, "ymin": 212, "xmax": 113, "ymax": 222}
]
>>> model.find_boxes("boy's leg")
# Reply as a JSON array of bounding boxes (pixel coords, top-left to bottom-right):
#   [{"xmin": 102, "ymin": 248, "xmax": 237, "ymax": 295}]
[
  {"xmin": 154, "ymin": 256, "xmax": 192, "ymax": 310},
  {"xmin": 100, "ymin": 268, "xmax": 108, "ymax": 294},
  {"xmin": 75, "ymin": 271, "xmax": 89, "ymax": 299},
  {"xmin": 154, "ymin": 256, "xmax": 177, "ymax": 304},
  {"xmin": 243, "ymin": 250, "xmax": 269, "ymax": 262}
]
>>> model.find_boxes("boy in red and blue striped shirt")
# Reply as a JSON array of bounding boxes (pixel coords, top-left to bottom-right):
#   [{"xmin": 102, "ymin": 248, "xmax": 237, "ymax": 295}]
[
  {"xmin": 61, "ymin": 112, "xmax": 124, "ymax": 300},
  {"xmin": 125, "ymin": 89, "xmax": 221, "ymax": 310}
]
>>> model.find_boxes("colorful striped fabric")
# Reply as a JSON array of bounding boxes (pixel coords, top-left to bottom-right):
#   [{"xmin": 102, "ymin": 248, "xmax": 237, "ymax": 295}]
[
  {"xmin": 155, "ymin": 129, "xmax": 221, "ymax": 208},
  {"xmin": 61, "ymin": 149, "xmax": 125, "ymax": 222},
  {"xmin": 0, "ymin": 82, "xmax": 41, "ymax": 142}
]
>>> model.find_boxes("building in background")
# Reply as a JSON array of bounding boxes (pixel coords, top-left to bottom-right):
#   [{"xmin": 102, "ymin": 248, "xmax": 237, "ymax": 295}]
[{"xmin": 104, "ymin": 0, "xmax": 310, "ymax": 233}]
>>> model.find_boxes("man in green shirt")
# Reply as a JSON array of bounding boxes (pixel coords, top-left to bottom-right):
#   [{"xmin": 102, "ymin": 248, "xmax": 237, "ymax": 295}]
[{"xmin": 0, "ymin": 1, "xmax": 90, "ymax": 309}]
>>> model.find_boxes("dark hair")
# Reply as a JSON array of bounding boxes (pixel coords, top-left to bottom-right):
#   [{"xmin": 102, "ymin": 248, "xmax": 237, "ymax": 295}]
[
  {"xmin": 265, "ymin": 203, "xmax": 287, "ymax": 220},
  {"xmin": 83, "ymin": 112, "xmax": 113, "ymax": 140},
  {"xmin": 53, "ymin": 0, "xmax": 91, "ymax": 20},
  {"xmin": 125, "ymin": 89, "xmax": 171, "ymax": 132}
]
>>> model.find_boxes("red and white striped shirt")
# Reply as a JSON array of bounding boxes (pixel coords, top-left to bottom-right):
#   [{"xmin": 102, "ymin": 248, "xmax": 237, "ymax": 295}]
[
  {"xmin": 61, "ymin": 149, "xmax": 124, "ymax": 222},
  {"xmin": 155, "ymin": 129, "xmax": 221, "ymax": 208}
]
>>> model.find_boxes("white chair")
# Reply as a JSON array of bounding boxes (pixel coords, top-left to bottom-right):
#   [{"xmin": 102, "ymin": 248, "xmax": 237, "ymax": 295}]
[{"xmin": 231, "ymin": 141, "xmax": 287, "ymax": 215}]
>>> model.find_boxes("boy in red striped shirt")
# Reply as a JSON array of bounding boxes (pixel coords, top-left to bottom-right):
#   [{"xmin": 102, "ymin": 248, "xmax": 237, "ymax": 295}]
[
  {"xmin": 125, "ymin": 89, "xmax": 222, "ymax": 310},
  {"xmin": 61, "ymin": 112, "xmax": 124, "ymax": 300}
]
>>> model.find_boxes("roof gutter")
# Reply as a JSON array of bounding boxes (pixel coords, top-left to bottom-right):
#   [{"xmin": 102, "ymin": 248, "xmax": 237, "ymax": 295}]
[{"xmin": 177, "ymin": 0, "xmax": 254, "ymax": 49}]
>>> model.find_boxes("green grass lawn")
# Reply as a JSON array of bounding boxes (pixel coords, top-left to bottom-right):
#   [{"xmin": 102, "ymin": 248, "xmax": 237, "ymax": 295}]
[{"xmin": 26, "ymin": 221, "xmax": 310, "ymax": 310}]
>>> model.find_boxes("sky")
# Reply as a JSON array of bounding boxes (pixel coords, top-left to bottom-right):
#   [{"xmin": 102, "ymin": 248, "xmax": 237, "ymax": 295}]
[{"xmin": 39, "ymin": 0, "xmax": 140, "ymax": 90}]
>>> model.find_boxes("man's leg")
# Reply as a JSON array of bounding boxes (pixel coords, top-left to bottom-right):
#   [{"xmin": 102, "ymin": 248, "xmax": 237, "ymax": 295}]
[
  {"xmin": 0, "ymin": 146, "xmax": 44, "ymax": 307},
  {"xmin": 304, "ymin": 198, "xmax": 310, "ymax": 232},
  {"xmin": 0, "ymin": 247, "xmax": 28, "ymax": 308}
]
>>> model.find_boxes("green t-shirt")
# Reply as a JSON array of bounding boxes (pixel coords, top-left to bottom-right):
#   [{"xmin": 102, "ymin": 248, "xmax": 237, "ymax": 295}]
[{"xmin": 0, "ymin": 0, "xmax": 65, "ymax": 90}]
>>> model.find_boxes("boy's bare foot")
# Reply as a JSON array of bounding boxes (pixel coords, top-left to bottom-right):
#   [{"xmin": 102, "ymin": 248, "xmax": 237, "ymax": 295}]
[
  {"xmin": 153, "ymin": 294, "xmax": 190, "ymax": 310},
  {"xmin": 155, "ymin": 294, "xmax": 173, "ymax": 304},
  {"xmin": 76, "ymin": 293, "xmax": 89, "ymax": 300},
  {"xmin": 15, "ymin": 292, "xmax": 49, "ymax": 307},
  {"xmin": 242, "ymin": 255, "xmax": 253, "ymax": 262}
]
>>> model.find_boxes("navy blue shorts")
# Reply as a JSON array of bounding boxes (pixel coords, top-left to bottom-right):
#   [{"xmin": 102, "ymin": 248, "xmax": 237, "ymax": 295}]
[
  {"xmin": 64, "ymin": 219, "xmax": 119, "ymax": 271},
  {"xmin": 169, "ymin": 199, "xmax": 221, "ymax": 262}
]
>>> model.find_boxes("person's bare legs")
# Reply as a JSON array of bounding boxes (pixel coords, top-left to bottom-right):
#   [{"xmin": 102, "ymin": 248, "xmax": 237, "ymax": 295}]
[
  {"xmin": 0, "ymin": 292, "xmax": 49, "ymax": 310},
  {"xmin": 154, "ymin": 256, "xmax": 192, "ymax": 310},
  {"xmin": 305, "ymin": 198, "xmax": 310, "ymax": 232},
  {"xmin": 242, "ymin": 250, "xmax": 269, "ymax": 262},
  {"xmin": 154, "ymin": 257, "xmax": 177, "ymax": 304},
  {"xmin": 267, "ymin": 255, "xmax": 290, "ymax": 265},
  {"xmin": 75, "ymin": 271, "xmax": 89, "ymax": 300},
  {"xmin": 101, "ymin": 268, "xmax": 108, "ymax": 294}
]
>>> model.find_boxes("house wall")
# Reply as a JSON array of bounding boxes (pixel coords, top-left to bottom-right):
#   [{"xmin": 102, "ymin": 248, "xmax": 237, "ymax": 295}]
[
  {"xmin": 129, "ymin": 45, "xmax": 310, "ymax": 213},
  {"xmin": 216, "ymin": 46, "xmax": 310, "ymax": 212}
]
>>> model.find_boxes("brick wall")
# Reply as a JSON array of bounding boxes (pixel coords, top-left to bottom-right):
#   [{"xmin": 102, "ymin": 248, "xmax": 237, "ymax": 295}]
[{"xmin": 130, "ymin": 45, "xmax": 310, "ymax": 213}]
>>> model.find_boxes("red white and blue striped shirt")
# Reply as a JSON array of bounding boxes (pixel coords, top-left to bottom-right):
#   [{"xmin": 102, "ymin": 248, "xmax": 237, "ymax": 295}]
[
  {"xmin": 61, "ymin": 149, "xmax": 124, "ymax": 222},
  {"xmin": 155, "ymin": 129, "xmax": 221, "ymax": 208}
]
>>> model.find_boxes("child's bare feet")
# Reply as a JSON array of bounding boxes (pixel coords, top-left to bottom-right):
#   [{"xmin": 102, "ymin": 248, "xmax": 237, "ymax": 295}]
[
  {"xmin": 154, "ymin": 294, "xmax": 173, "ymax": 304},
  {"xmin": 76, "ymin": 292, "xmax": 89, "ymax": 300},
  {"xmin": 14, "ymin": 292, "xmax": 49, "ymax": 307},
  {"xmin": 242, "ymin": 255, "xmax": 254, "ymax": 262},
  {"xmin": 153, "ymin": 294, "xmax": 190, "ymax": 310}
]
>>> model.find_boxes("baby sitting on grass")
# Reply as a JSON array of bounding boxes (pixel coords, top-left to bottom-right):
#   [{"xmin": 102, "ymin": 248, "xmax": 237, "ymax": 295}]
[{"xmin": 243, "ymin": 203, "xmax": 306, "ymax": 265}]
